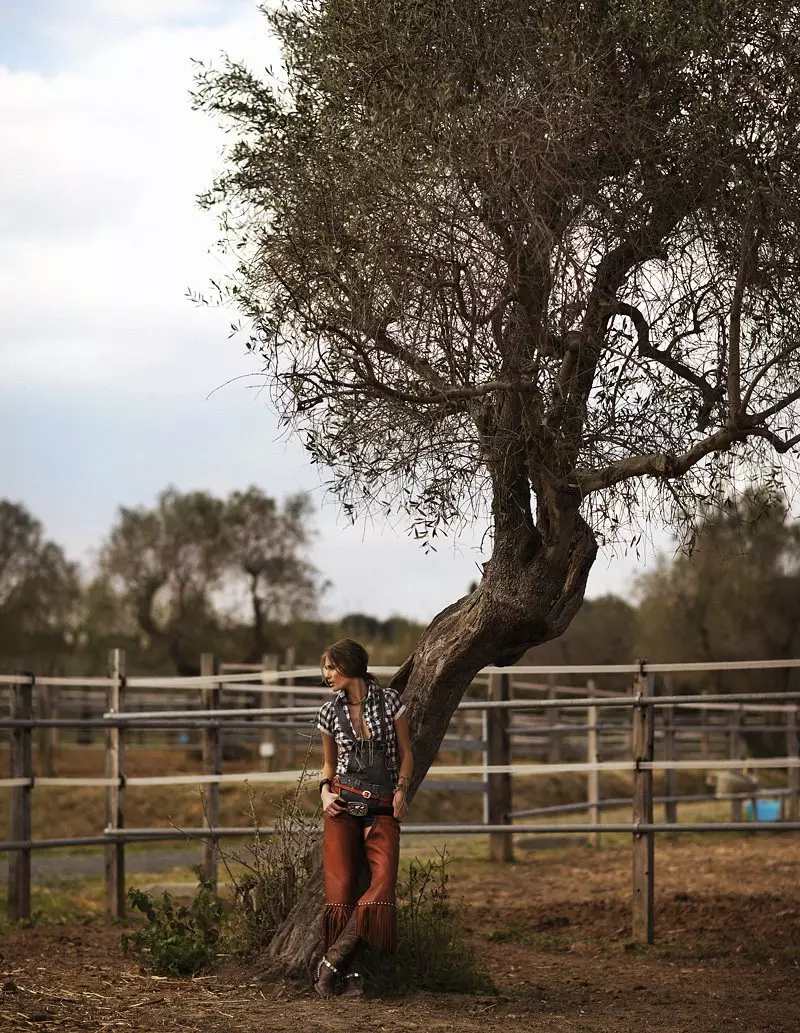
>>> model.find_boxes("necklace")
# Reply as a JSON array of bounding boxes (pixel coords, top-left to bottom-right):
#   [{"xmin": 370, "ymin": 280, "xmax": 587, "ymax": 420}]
[{"xmin": 346, "ymin": 696, "xmax": 369, "ymax": 738}]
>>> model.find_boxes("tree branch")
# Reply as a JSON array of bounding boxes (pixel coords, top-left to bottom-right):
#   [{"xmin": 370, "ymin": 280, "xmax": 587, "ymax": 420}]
[
  {"xmin": 577, "ymin": 414, "xmax": 800, "ymax": 495},
  {"xmin": 745, "ymin": 426, "xmax": 800, "ymax": 454},
  {"xmin": 575, "ymin": 426, "xmax": 748, "ymax": 493},
  {"xmin": 321, "ymin": 320, "xmax": 541, "ymax": 407},
  {"xmin": 611, "ymin": 302, "xmax": 722, "ymax": 418},
  {"xmin": 741, "ymin": 340, "xmax": 800, "ymax": 411},
  {"xmin": 728, "ymin": 217, "xmax": 759, "ymax": 421},
  {"xmin": 751, "ymin": 384, "xmax": 800, "ymax": 423},
  {"xmin": 549, "ymin": 189, "xmax": 688, "ymax": 448}
]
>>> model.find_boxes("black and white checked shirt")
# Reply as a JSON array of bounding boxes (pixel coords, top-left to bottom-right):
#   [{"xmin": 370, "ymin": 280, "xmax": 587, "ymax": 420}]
[{"xmin": 316, "ymin": 680, "xmax": 406, "ymax": 780}]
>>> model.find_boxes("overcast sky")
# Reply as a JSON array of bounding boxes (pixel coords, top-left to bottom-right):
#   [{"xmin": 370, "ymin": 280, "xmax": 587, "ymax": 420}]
[{"xmin": 0, "ymin": 0, "xmax": 662, "ymax": 622}]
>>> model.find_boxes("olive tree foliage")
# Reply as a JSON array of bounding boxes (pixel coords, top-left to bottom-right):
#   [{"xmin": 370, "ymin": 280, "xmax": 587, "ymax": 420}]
[
  {"xmin": 196, "ymin": 3, "xmax": 800, "ymax": 652},
  {"xmin": 100, "ymin": 487, "xmax": 321, "ymax": 672},
  {"xmin": 225, "ymin": 488, "xmax": 322, "ymax": 659},
  {"xmin": 193, "ymin": 0, "xmax": 800, "ymax": 970}
]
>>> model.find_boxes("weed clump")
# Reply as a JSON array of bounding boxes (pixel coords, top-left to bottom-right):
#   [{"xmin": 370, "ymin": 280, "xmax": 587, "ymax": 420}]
[
  {"xmin": 220, "ymin": 785, "xmax": 318, "ymax": 959},
  {"xmin": 121, "ymin": 865, "xmax": 222, "ymax": 977},
  {"xmin": 363, "ymin": 849, "xmax": 495, "ymax": 996}
]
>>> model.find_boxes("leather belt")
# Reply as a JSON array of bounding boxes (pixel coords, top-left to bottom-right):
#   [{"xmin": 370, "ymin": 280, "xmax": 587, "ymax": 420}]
[{"xmin": 334, "ymin": 779, "xmax": 393, "ymax": 805}]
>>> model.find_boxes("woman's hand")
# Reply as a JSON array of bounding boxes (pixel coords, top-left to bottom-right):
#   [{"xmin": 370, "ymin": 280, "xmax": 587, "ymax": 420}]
[
  {"xmin": 393, "ymin": 787, "xmax": 408, "ymax": 820},
  {"xmin": 321, "ymin": 787, "xmax": 345, "ymax": 818}
]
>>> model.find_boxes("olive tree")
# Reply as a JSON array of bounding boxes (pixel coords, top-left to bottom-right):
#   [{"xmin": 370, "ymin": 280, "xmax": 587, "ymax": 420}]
[
  {"xmin": 100, "ymin": 488, "xmax": 229, "ymax": 673},
  {"xmin": 101, "ymin": 487, "xmax": 322, "ymax": 672},
  {"xmin": 225, "ymin": 487, "xmax": 323, "ymax": 660},
  {"xmin": 194, "ymin": 0, "xmax": 800, "ymax": 969}
]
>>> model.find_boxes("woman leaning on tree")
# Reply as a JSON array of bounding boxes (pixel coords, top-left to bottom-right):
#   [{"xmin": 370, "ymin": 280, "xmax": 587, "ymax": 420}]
[{"xmin": 314, "ymin": 638, "xmax": 413, "ymax": 998}]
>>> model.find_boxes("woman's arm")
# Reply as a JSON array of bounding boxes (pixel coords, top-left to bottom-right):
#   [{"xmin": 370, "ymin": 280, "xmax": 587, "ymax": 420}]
[
  {"xmin": 392, "ymin": 712, "xmax": 414, "ymax": 820},
  {"xmin": 320, "ymin": 732, "xmax": 345, "ymax": 818}
]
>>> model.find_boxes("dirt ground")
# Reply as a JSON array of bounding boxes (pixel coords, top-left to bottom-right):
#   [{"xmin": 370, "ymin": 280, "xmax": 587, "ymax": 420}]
[{"xmin": 1, "ymin": 835, "xmax": 798, "ymax": 1033}]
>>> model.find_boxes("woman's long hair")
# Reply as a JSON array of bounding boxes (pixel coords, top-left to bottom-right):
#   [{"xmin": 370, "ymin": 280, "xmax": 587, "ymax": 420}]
[
  {"xmin": 321, "ymin": 638, "xmax": 389, "ymax": 744},
  {"xmin": 321, "ymin": 638, "xmax": 369, "ymax": 679}
]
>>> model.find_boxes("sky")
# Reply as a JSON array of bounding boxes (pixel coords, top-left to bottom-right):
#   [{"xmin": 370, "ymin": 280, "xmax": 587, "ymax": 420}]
[{"xmin": 0, "ymin": 0, "xmax": 665, "ymax": 623}]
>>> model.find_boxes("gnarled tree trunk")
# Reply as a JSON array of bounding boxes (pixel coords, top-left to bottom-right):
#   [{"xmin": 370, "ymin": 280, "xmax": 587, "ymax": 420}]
[{"xmin": 266, "ymin": 512, "xmax": 597, "ymax": 976}]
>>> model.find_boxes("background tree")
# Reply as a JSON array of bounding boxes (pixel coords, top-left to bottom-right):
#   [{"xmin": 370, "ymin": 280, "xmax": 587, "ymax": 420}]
[
  {"xmin": 225, "ymin": 488, "xmax": 323, "ymax": 661},
  {"xmin": 0, "ymin": 500, "xmax": 80, "ymax": 671},
  {"xmin": 195, "ymin": 0, "xmax": 800, "ymax": 969},
  {"xmin": 635, "ymin": 488, "xmax": 800, "ymax": 752},
  {"xmin": 524, "ymin": 594, "xmax": 639, "ymax": 692},
  {"xmin": 73, "ymin": 574, "xmax": 143, "ymax": 676},
  {"xmin": 100, "ymin": 488, "xmax": 228, "ymax": 674},
  {"xmin": 100, "ymin": 486, "xmax": 324, "ymax": 672}
]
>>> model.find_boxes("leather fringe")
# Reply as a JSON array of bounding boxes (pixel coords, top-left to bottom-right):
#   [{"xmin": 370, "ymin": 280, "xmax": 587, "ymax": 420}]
[
  {"xmin": 323, "ymin": 904, "xmax": 353, "ymax": 952},
  {"xmin": 356, "ymin": 902, "xmax": 397, "ymax": 954}
]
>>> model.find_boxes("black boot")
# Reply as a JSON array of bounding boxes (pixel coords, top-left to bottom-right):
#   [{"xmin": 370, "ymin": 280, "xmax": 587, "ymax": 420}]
[
  {"xmin": 340, "ymin": 942, "xmax": 366, "ymax": 999},
  {"xmin": 314, "ymin": 955, "xmax": 340, "ymax": 998},
  {"xmin": 314, "ymin": 915, "xmax": 360, "ymax": 998}
]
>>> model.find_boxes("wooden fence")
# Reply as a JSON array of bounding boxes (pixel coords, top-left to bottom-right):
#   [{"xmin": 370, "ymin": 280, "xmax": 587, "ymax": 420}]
[{"xmin": 2, "ymin": 652, "xmax": 800, "ymax": 944}]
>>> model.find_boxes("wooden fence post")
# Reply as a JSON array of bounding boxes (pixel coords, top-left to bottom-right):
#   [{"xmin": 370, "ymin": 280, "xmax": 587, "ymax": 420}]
[
  {"xmin": 284, "ymin": 645, "xmax": 296, "ymax": 769},
  {"xmin": 8, "ymin": 675, "xmax": 33, "ymax": 921},
  {"xmin": 586, "ymin": 679, "xmax": 600, "ymax": 848},
  {"xmin": 730, "ymin": 706, "xmax": 744, "ymax": 823},
  {"xmin": 104, "ymin": 649, "xmax": 126, "ymax": 918},
  {"xmin": 547, "ymin": 673, "xmax": 563, "ymax": 763},
  {"xmin": 663, "ymin": 674, "xmax": 677, "ymax": 839},
  {"xmin": 632, "ymin": 665, "xmax": 655, "ymax": 944},
  {"xmin": 701, "ymin": 688, "xmax": 710, "ymax": 757},
  {"xmin": 260, "ymin": 654, "xmax": 279, "ymax": 772},
  {"xmin": 663, "ymin": 704, "xmax": 677, "ymax": 838},
  {"xmin": 787, "ymin": 706, "xmax": 799, "ymax": 822},
  {"xmin": 201, "ymin": 653, "xmax": 221, "ymax": 889},
  {"xmin": 457, "ymin": 708, "xmax": 469, "ymax": 766},
  {"xmin": 37, "ymin": 681, "xmax": 56, "ymax": 777},
  {"xmin": 486, "ymin": 672, "xmax": 513, "ymax": 862},
  {"xmin": 76, "ymin": 687, "xmax": 93, "ymax": 745}
]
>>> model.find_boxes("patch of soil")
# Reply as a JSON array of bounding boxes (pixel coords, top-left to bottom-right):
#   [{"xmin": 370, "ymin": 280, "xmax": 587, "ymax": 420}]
[{"xmin": 1, "ymin": 836, "xmax": 798, "ymax": 1033}]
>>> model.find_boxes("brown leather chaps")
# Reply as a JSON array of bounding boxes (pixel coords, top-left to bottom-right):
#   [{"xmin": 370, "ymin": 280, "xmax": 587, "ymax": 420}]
[{"xmin": 323, "ymin": 809, "xmax": 400, "ymax": 954}]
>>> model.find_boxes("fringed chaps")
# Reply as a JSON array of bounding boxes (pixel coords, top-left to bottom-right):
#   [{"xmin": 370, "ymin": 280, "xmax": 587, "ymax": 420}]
[{"xmin": 323, "ymin": 811, "xmax": 400, "ymax": 954}]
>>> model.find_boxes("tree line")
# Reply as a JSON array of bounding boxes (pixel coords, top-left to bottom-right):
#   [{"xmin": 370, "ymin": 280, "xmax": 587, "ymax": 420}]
[
  {"xmin": 3, "ymin": 486, "xmax": 800, "ymax": 683},
  {"xmin": 528, "ymin": 487, "xmax": 800, "ymax": 697},
  {"xmin": 0, "ymin": 487, "xmax": 422, "ymax": 676}
]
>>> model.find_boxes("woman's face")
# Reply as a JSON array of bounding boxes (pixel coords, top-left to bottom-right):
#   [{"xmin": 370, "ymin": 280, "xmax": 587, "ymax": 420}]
[{"xmin": 322, "ymin": 656, "xmax": 350, "ymax": 693}]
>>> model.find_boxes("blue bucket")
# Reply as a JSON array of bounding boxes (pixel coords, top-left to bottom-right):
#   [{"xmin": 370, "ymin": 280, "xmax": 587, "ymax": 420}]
[{"xmin": 745, "ymin": 799, "xmax": 782, "ymax": 822}]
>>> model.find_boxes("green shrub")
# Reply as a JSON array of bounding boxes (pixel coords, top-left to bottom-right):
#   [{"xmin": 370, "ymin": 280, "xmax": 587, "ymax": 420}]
[
  {"xmin": 121, "ymin": 866, "xmax": 222, "ymax": 977},
  {"xmin": 363, "ymin": 849, "xmax": 495, "ymax": 997}
]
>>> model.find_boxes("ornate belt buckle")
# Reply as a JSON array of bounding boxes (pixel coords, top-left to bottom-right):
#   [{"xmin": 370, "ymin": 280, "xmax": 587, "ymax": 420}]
[{"xmin": 346, "ymin": 801, "xmax": 369, "ymax": 817}]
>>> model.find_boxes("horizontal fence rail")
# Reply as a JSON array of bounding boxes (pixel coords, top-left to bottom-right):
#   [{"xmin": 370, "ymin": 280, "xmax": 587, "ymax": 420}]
[
  {"xmin": 0, "ymin": 754, "xmax": 797, "ymax": 791},
  {"xmin": 3, "ymin": 650, "xmax": 800, "ymax": 944},
  {"xmin": 6, "ymin": 656, "xmax": 800, "ymax": 689}
]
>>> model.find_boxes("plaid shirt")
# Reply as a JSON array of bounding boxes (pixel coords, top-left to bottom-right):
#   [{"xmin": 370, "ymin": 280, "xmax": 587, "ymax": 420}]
[{"xmin": 316, "ymin": 680, "xmax": 406, "ymax": 780}]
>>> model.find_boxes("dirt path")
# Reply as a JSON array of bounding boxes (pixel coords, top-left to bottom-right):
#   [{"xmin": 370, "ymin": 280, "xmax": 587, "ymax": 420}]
[{"xmin": 1, "ymin": 836, "xmax": 798, "ymax": 1033}]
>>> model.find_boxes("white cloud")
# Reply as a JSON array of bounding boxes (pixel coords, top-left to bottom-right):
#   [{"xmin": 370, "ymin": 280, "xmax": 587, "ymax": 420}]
[
  {"xmin": 84, "ymin": 0, "xmax": 228, "ymax": 25},
  {"xmin": 45, "ymin": 1, "xmax": 252, "ymax": 57},
  {"xmin": 0, "ymin": 7, "xmax": 277, "ymax": 392}
]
